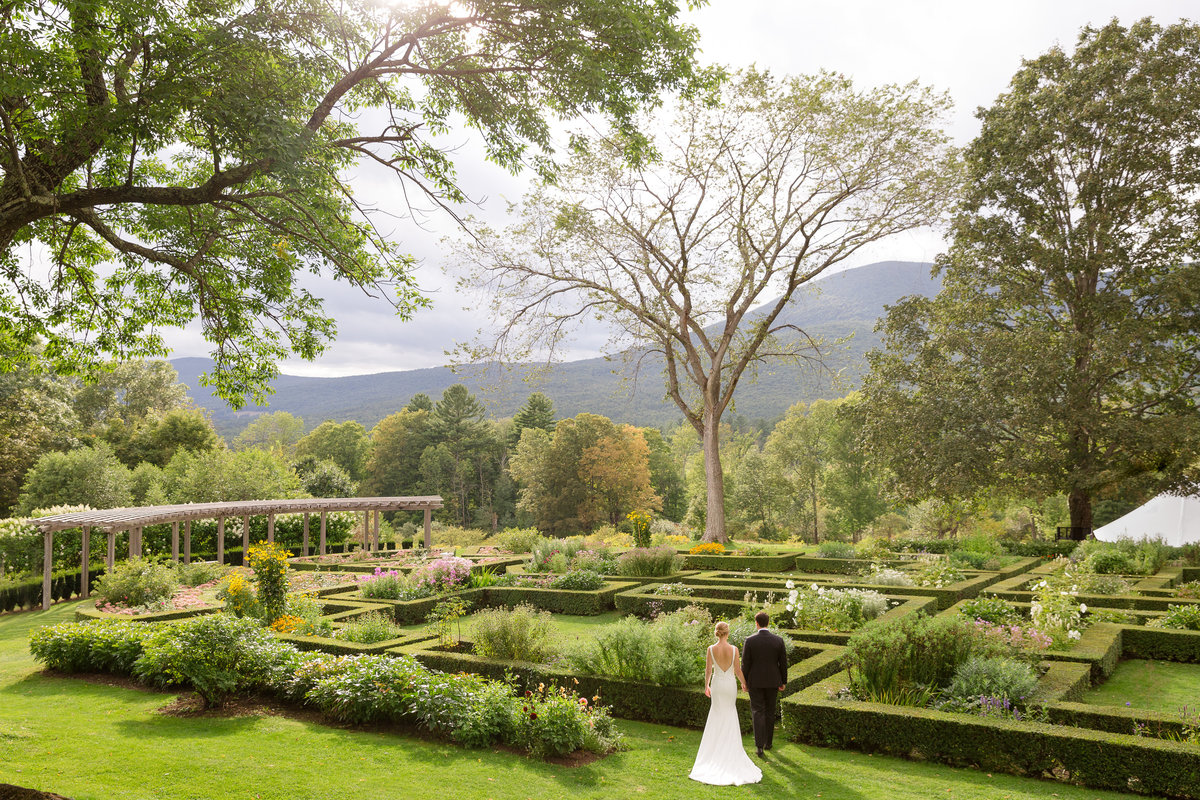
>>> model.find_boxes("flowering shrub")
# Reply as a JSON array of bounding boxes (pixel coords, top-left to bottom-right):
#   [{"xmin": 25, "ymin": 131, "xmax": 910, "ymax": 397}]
[
  {"xmin": 779, "ymin": 581, "xmax": 889, "ymax": 631},
  {"xmin": 217, "ymin": 573, "xmax": 260, "ymax": 619},
  {"xmin": 972, "ymin": 620, "xmax": 1053, "ymax": 655},
  {"xmin": 270, "ymin": 615, "xmax": 307, "ymax": 634},
  {"xmin": 359, "ymin": 567, "xmax": 431, "ymax": 601},
  {"xmin": 913, "ymin": 558, "xmax": 965, "ymax": 587},
  {"xmin": 1029, "ymin": 560, "xmax": 1089, "ymax": 646},
  {"xmin": 1174, "ymin": 581, "xmax": 1200, "ymax": 599},
  {"xmin": 862, "ymin": 566, "xmax": 915, "ymax": 587},
  {"xmin": 93, "ymin": 558, "xmax": 179, "ymax": 609},
  {"xmin": 689, "ymin": 542, "xmax": 725, "ymax": 555},
  {"xmin": 627, "ymin": 510, "xmax": 653, "ymax": 548},
  {"xmin": 247, "ymin": 542, "xmax": 292, "ymax": 623},
  {"xmin": 412, "ymin": 556, "xmax": 473, "ymax": 592},
  {"xmin": 653, "ymin": 582, "xmax": 694, "ymax": 596}
]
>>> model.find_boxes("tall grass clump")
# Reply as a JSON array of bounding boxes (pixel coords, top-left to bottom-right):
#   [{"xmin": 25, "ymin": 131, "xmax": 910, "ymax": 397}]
[
  {"xmin": 615, "ymin": 546, "xmax": 682, "ymax": 577},
  {"xmin": 470, "ymin": 604, "xmax": 556, "ymax": 662}
]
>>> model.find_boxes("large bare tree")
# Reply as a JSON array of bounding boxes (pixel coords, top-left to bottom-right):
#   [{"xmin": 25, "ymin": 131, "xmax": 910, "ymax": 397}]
[{"xmin": 456, "ymin": 69, "xmax": 959, "ymax": 542}]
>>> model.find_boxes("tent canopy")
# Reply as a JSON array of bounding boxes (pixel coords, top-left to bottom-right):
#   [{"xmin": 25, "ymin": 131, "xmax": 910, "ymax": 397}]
[{"xmin": 1093, "ymin": 493, "xmax": 1200, "ymax": 547}]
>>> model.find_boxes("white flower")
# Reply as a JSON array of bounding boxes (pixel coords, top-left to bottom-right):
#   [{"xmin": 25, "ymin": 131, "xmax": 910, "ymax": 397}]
[
  {"xmin": 785, "ymin": 580, "xmax": 795, "ymax": 590},
  {"xmin": 1079, "ymin": 603, "xmax": 1088, "ymax": 613},
  {"xmin": 810, "ymin": 583, "xmax": 819, "ymax": 591},
  {"xmin": 1067, "ymin": 630, "xmax": 1081, "ymax": 641}
]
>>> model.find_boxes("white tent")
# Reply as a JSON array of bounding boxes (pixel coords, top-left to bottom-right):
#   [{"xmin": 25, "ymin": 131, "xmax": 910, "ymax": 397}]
[{"xmin": 1093, "ymin": 493, "xmax": 1200, "ymax": 546}]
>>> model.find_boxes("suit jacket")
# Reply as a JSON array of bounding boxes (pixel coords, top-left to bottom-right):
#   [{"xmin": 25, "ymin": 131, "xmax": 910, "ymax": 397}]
[{"xmin": 741, "ymin": 628, "xmax": 788, "ymax": 689}]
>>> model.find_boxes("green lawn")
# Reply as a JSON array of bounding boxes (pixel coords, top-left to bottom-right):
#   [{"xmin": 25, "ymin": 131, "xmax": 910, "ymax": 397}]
[
  {"xmin": 0, "ymin": 601, "xmax": 1139, "ymax": 800},
  {"xmin": 1082, "ymin": 658, "xmax": 1200, "ymax": 714}
]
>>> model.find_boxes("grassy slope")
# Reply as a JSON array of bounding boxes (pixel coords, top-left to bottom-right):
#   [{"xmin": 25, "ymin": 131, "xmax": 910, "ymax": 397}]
[
  {"xmin": 1082, "ymin": 658, "xmax": 1200, "ymax": 714},
  {"xmin": 0, "ymin": 602, "xmax": 1136, "ymax": 800}
]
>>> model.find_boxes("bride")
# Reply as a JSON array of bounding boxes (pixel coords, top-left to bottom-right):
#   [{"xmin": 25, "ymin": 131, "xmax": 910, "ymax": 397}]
[{"xmin": 689, "ymin": 621, "xmax": 763, "ymax": 785}]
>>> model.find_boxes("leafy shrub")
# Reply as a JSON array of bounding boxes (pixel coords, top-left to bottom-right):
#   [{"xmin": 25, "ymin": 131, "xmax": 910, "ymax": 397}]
[
  {"xmin": 844, "ymin": 614, "xmax": 1005, "ymax": 699},
  {"xmin": 173, "ymin": 560, "xmax": 227, "ymax": 587},
  {"xmin": 565, "ymin": 607, "xmax": 710, "ymax": 686},
  {"xmin": 913, "ymin": 558, "xmax": 965, "ymax": 587},
  {"xmin": 616, "ymin": 546, "xmax": 682, "ymax": 577},
  {"xmin": 337, "ymin": 611, "xmax": 405, "ymax": 644},
  {"xmin": 247, "ymin": 541, "xmax": 291, "ymax": 623},
  {"xmin": 815, "ymin": 541, "xmax": 856, "ymax": 559},
  {"xmin": 430, "ymin": 525, "xmax": 488, "ymax": 548},
  {"xmin": 471, "ymin": 604, "xmax": 556, "ymax": 662},
  {"xmin": 1028, "ymin": 559, "xmax": 1091, "ymax": 645},
  {"xmin": 469, "ymin": 568, "xmax": 501, "ymax": 589},
  {"xmin": 529, "ymin": 537, "xmax": 593, "ymax": 572},
  {"xmin": 134, "ymin": 614, "xmax": 290, "ymax": 706},
  {"xmin": 689, "ymin": 542, "xmax": 725, "ymax": 555},
  {"xmin": 359, "ymin": 567, "xmax": 431, "ymax": 600},
  {"xmin": 30, "ymin": 620, "xmax": 148, "ymax": 673},
  {"xmin": 1073, "ymin": 538, "xmax": 1169, "ymax": 576},
  {"xmin": 1082, "ymin": 573, "xmax": 1133, "ymax": 595},
  {"xmin": 862, "ymin": 566, "xmax": 914, "ymax": 587},
  {"xmin": 946, "ymin": 656, "xmax": 1039, "ymax": 703},
  {"xmin": 780, "ymin": 582, "xmax": 889, "ymax": 631},
  {"xmin": 1149, "ymin": 604, "xmax": 1200, "ymax": 631},
  {"xmin": 496, "ymin": 527, "xmax": 543, "ymax": 554},
  {"xmin": 1086, "ymin": 548, "xmax": 1134, "ymax": 575},
  {"xmin": 282, "ymin": 592, "xmax": 332, "ymax": 636},
  {"xmin": 216, "ymin": 572, "xmax": 260, "ymax": 618},
  {"xmin": 959, "ymin": 596, "xmax": 1022, "ymax": 625},
  {"xmin": 949, "ymin": 550, "xmax": 1002, "ymax": 570},
  {"xmin": 549, "ymin": 569, "xmax": 605, "ymax": 591},
  {"xmin": 93, "ymin": 558, "xmax": 179, "ymax": 609}
]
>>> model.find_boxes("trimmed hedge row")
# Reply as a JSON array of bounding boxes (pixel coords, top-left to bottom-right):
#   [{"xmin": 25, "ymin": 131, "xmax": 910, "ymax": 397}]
[
  {"xmin": 483, "ymin": 581, "xmax": 639, "ymax": 615},
  {"xmin": 0, "ymin": 568, "xmax": 104, "ymax": 612},
  {"xmin": 1028, "ymin": 661, "xmax": 1093, "ymax": 705},
  {"xmin": 614, "ymin": 583, "xmax": 747, "ymax": 619},
  {"xmin": 324, "ymin": 587, "xmax": 484, "ymax": 625},
  {"xmin": 791, "ymin": 556, "xmax": 917, "ymax": 575},
  {"xmin": 1121, "ymin": 625, "xmax": 1200, "ymax": 662},
  {"xmin": 783, "ymin": 671, "xmax": 1200, "ymax": 799},
  {"xmin": 1038, "ymin": 623, "xmax": 1123, "ymax": 682},
  {"xmin": 277, "ymin": 629, "xmax": 436, "ymax": 656},
  {"xmin": 686, "ymin": 571, "xmax": 995, "ymax": 611},
  {"xmin": 75, "ymin": 602, "xmax": 223, "ymax": 624},
  {"xmin": 680, "ymin": 551, "xmax": 803, "ymax": 572},
  {"xmin": 984, "ymin": 571, "xmax": 1200, "ymax": 612},
  {"xmin": 1047, "ymin": 701, "xmax": 1198, "ymax": 739}
]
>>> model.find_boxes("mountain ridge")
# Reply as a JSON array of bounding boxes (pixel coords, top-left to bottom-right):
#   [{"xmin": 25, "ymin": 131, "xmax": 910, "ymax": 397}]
[{"xmin": 174, "ymin": 260, "xmax": 941, "ymax": 437}]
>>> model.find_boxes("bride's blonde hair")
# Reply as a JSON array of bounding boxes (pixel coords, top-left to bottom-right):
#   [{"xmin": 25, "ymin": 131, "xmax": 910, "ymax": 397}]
[{"xmin": 714, "ymin": 621, "xmax": 729, "ymax": 638}]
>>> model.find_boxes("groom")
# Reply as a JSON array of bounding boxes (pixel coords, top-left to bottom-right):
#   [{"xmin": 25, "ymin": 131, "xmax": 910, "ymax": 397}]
[{"xmin": 740, "ymin": 610, "xmax": 788, "ymax": 757}]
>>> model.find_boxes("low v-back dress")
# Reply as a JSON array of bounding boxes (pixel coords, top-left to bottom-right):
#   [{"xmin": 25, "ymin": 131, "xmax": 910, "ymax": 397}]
[{"xmin": 689, "ymin": 644, "xmax": 763, "ymax": 785}]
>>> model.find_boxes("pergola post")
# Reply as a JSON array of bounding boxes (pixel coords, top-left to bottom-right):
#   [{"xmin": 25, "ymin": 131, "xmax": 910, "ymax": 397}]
[
  {"xmin": 80, "ymin": 526, "xmax": 90, "ymax": 598},
  {"xmin": 171, "ymin": 521, "xmax": 180, "ymax": 563},
  {"xmin": 216, "ymin": 517, "xmax": 225, "ymax": 565},
  {"xmin": 42, "ymin": 529, "xmax": 53, "ymax": 611},
  {"xmin": 106, "ymin": 531, "xmax": 115, "ymax": 572},
  {"xmin": 302, "ymin": 514, "xmax": 310, "ymax": 556},
  {"xmin": 319, "ymin": 511, "xmax": 327, "ymax": 555},
  {"xmin": 131, "ymin": 527, "xmax": 142, "ymax": 558},
  {"xmin": 184, "ymin": 520, "xmax": 192, "ymax": 564},
  {"xmin": 267, "ymin": 514, "xmax": 275, "ymax": 543},
  {"xmin": 373, "ymin": 510, "xmax": 380, "ymax": 551},
  {"xmin": 362, "ymin": 511, "xmax": 369, "ymax": 550},
  {"xmin": 423, "ymin": 507, "xmax": 432, "ymax": 549}
]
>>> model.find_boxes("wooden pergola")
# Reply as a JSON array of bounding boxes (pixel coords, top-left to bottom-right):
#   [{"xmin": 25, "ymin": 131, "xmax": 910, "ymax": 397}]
[{"xmin": 28, "ymin": 496, "xmax": 443, "ymax": 610}]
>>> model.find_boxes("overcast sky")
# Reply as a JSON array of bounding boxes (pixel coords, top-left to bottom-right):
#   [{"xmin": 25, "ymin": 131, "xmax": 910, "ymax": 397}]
[{"xmin": 162, "ymin": 0, "xmax": 1199, "ymax": 377}]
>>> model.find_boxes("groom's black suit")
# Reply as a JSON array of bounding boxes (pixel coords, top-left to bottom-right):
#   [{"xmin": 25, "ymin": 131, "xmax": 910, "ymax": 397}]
[{"xmin": 740, "ymin": 628, "xmax": 788, "ymax": 753}]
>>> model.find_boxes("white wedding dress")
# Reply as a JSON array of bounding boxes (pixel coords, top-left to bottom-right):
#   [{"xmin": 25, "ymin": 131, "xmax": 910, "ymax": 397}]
[{"xmin": 689, "ymin": 646, "xmax": 763, "ymax": 785}]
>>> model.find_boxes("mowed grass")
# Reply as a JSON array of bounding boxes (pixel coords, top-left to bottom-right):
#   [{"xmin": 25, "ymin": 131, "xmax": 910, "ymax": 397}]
[
  {"xmin": 1083, "ymin": 658, "xmax": 1200, "ymax": 714},
  {"xmin": 0, "ymin": 601, "xmax": 1137, "ymax": 800}
]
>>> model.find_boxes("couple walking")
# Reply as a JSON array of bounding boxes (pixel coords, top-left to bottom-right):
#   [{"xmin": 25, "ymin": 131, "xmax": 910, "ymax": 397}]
[{"xmin": 689, "ymin": 611, "xmax": 788, "ymax": 786}]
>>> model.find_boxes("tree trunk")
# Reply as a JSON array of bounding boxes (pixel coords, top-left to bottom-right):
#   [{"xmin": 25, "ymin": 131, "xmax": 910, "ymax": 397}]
[
  {"xmin": 1068, "ymin": 487, "xmax": 1093, "ymax": 533},
  {"xmin": 700, "ymin": 407, "xmax": 728, "ymax": 543}
]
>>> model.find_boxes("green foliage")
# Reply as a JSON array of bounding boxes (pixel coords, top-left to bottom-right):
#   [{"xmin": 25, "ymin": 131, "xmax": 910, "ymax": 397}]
[
  {"xmin": 844, "ymin": 614, "xmax": 1005, "ymax": 698},
  {"xmin": 913, "ymin": 558, "xmax": 966, "ymax": 587},
  {"xmin": 17, "ymin": 443, "xmax": 132, "ymax": 515},
  {"xmin": 509, "ymin": 393, "xmax": 556, "ymax": 448},
  {"xmin": 299, "ymin": 459, "xmax": 357, "ymax": 498},
  {"xmin": 470, "ymin": 604, "xmax": 556, "ymax": 663},
  {"xmin": 216, "ymin": 573, "xmax": 260, "ymax": 619},
  {"xmin": 428, "ymin": 596, "xmax": 469, "ymax": 648},
  {"xmin": 958, "ymin": 596, "xmax": 1022, "ymax": 626},
  {"xmin": 133, "ymin": 615, "xmax": 288, "ymax": 706},
  {"xmin": 816, "ymin": 541, "xmax": 857, "ymax": 559},
  {"xmin": 246, "ymin": 542, "xmax": 291, "ymax": 623},
  {"xmin": 161, "ymin": 448, "xmax": 302, "ymax": 503},
  {"xmin": 29, "ymin": 620, "xmax": 149, "ymax": 673},
  {"xmin": 336, "ymin": 611, "xmax": 404, "ymax": 644},
  {"xmin": 549, "ymin": 570, "xmax": 606, "ymax": 591},
  {"xmin": 615, "ymin": 546, "xmax": 682, "ymax": 577},
  {"xmin": 627, "ymin": 511, "xmax": 652, "ymax": 549},
  {"xmin": 946, "ymin": 656, "xmax": 1039, "ymax": 703},
  {"xmin": 780, "ymin": 585, "xmax": 889, "ymax": 632},
  {"xmin": 93, "ymin": 558, "xmax": 179, "ymax": 609},
  {"xmin": 496, "ymin": 527, "xmax": 543, "ymax": 554},
  {"xmin": 726, "ymin": 619, "xmax": 797, "ymax": 663},
  {"xmin": 564, "ymin": 607, "xmax": 711, "ymax": 687},
  {"xmin": 1150, "ymin": 604, "xmax": 1200, "ymax": 631},
  {"xmin": 172, "ymin": 561, "xmax": 228, "ymax": 588},
  {"xmin": 0, "ymin": 350, "xmax": 79, "ymax": 514},
  {"xmin": 294, "ymin": 420, "xmax": 371, "ymax": 481},
  {"xmin": 1073, "ymin": 538, "xmax": 1169, "ymax": 576},
  {"xmin": 359, "ymin": 569, "xmax": 430, "ymax": 601}
]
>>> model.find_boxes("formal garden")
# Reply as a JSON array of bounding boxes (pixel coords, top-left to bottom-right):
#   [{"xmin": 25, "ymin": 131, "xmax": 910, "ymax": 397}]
[{"xmin": 3, "ymin": 524, "xmax": 1197, "ymax": 799}]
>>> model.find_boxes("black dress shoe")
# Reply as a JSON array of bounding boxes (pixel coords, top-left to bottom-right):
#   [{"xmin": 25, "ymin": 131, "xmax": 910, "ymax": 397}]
[
  {"xmin": 756, "ymin": 748, "xmax": 765, "ymax": 757},
  {"xmin": 764, "ymin": 744, "xmax": 772, "ymax": 750}
]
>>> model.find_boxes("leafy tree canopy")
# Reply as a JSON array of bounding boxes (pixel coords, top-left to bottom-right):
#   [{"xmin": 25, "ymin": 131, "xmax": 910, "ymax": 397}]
[{"xmin": 0, "ymin": 0, "xmax": 709, "ymax": 405}]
